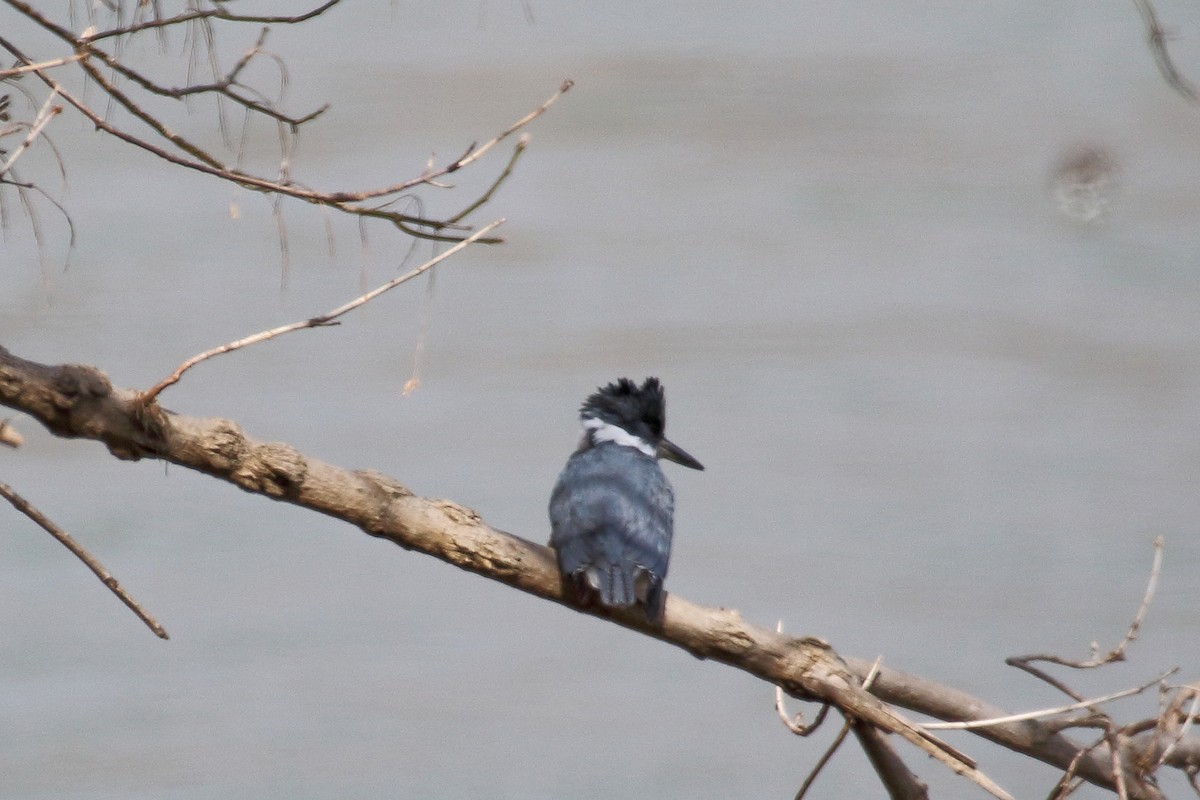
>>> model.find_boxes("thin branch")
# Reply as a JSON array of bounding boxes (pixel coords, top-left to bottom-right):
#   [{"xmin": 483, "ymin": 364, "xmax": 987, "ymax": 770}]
[
  {"xmin": 0, "ymin": 6, "xmax": 569, "ymax": 244},
  {"xmin": 0, "ymin": 90, "xmax": 61, "ymax": 179},
  {"xmin": 308, "ymin": 77, "xmax": 572, "ymax": 208},
  {"xmin": 776, "ymin": 686, "xmax": 830, "ymax": 736},
  {"xmin": 80, "ymin": 0, "xmax": 345, "ymax": 42},
  {"xmin": 84, "ymin": 27, "xmax": 328, "ymax": 128},
  {"xmin": 140, "ymin": 218, "xmax": 504, "ymax": 403},
  {"xmin": 794, "ymin": 720, "xmax": 852, "ymax": 800},
  {"xmin": 923, "ymin": 672, "xmax": 1175, "ymax": 731},
  {"xmin": 1130, "ymin": 0, "xmax": 1200, "ymax": 104},
  {"xmin": 1156, "ymin": 685, "xmax": 1200, "ymax": 770},
  {"xmin": 775, "ymin": 619, "xmax": 832, "ymax": 736},
  {"xmin": 1108, "ymin": 728, "xmax": 1130, "ymax": 800},
  {"xmin": 1008, "ymin": 536, "xmax": 1163, "ymax": 684},
  {"xmin": 0, "ymin": 481, "xmax": 168, "ymax": 639},
  {"xmin": 6, "ymin": 3, "xmax": 568, "ymax": 206},
  {"xmin": 10, "ymin": 43, "xmax": 549, "ymax": 238},
  {"xmin": 0, "ymin": 53, "xmax": 83, "ymax": 79},
  {"xmin": 0, "ymin": 172, "xmax": 77, "ymax": 263},
  {"xmin": 842, "ymin": 657, "xmax": 1173, "ymax": 799},
  {"xmin": 444, "ymin": 79, "xmax": 573, "ymax": 176},
  {"xmin": 447, "ymin": 134, "xmax": 529, "ymax": 224},
  {"xmin": 1047, "ymin": 769, "xmax": 1085, "ymax": 799},
  {"xmin": 793, "ymin": 659, "xmax": 884, "ymax": 799},
  {"xmin": 1110, "ymin": 534, "xmax": 1163, "ymax": 660},
  {"xmin": 73, "ymin": 53, "xmax": 225, "ymax": 169},
  {"xmin": 1050, "ymin": 734, "xmax": 1111, "ymax": 800}
]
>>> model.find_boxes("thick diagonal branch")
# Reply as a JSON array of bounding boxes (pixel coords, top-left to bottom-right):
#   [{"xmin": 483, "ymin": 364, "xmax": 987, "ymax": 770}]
[{"xmin": 0, "ymin": 345, "xmax": 1187, "ymax": 799}]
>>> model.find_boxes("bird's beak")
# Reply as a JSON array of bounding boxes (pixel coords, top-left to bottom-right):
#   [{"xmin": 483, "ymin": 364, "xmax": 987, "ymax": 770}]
[{"xmin": 657, "ymin": 437, "xmax": 705, "ymax": 471}]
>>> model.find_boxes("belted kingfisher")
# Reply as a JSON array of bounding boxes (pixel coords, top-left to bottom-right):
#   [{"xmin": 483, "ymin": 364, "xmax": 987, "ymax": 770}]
[{"xmin": 549, "ymin": 377, "xmax": 704, "ymax": 620}]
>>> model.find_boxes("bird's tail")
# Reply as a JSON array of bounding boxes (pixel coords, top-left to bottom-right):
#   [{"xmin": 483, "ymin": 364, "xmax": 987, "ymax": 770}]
[
  {"xmin": 584, "ymin": 563, "xmax": 663, "ymax": 619},
  {"xmin": 586, "ymin": 562, "xmax": 638, "ymax": 608}
]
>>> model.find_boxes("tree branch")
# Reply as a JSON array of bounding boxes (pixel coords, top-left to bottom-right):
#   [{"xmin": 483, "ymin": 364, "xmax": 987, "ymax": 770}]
[
  {"xmin": 1131, "ymin": 0, "xmax": 1200, "ymax": 104},
  {"xmin": 78, "ymin": 0, "xmax": 344, "ymax": 43},
  {"xmin": 0, "ymin": 345, "xmax": 1191, "ymax": 799},
  {"xmin": 0, "ymin": 481, "xmax": 168, "ymax": 638},
  {"xmin": 139, "ymin": 218, "xmax": 504, "ymax": 403},
  {"xmin": 0, "ymin": 3, "xmax": 569, "ymax": 247}
]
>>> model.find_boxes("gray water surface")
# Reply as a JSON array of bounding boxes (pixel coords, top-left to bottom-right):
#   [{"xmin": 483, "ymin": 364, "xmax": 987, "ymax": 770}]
[{"xmin": 3, "ymin": 3, "xmax": 1199, "ymax": 798}]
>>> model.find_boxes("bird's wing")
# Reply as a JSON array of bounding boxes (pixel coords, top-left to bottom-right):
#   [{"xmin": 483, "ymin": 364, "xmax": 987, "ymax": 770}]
[{"xmin": 549, "ymin": 446, "xmax": 675, "ymax": 581}]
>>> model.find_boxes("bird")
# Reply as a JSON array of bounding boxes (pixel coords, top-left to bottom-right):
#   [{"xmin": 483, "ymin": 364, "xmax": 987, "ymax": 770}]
[{"xmin": 549, "ymin": 377, "xmax": 704, "ymax": 621}]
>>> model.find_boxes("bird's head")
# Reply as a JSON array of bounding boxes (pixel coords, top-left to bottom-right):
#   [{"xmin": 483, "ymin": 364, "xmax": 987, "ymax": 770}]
[{"xmin": 578, "ymin": 377, "xmax": 704, "ymax": 470}]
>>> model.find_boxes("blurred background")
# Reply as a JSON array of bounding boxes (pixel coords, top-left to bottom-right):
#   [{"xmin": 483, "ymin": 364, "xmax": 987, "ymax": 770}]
[{"xmin": 2, "ymin": 2, "xmax": 1199, "ymax": 798}]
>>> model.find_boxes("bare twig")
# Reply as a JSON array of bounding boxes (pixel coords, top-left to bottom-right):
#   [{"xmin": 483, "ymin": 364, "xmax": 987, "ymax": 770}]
[
  {"xmin": 776, "ymin": 685, "xmax": 830, "ymax": 736},
  {"xmin": 0, "ymin": 90, "xmax": 61, "ymax": 179},
  {"xmin": 1109, "ymin": 534, "xmax": 1164, "ymax": 660},
  {"xmin": 793, "ymin": 720, "xmax": 852, "ymax": 800},
  {"xmin": 84, "ymin": 26, "xmax": 327, "ymax": 128},
  {"xmin": 1156, "ymin": 684, "xmax": 1200, "ymax": 770},
  {"xmin": 447, "ymin": 134, "xmax": 529, "ymax": 224},
  {"xmin": 0, "ymin": 481, "xmax": 168, "ymax": 639},
  {"xmin": 1130, "ymin": 0, "xmax": 1200, "ymax": 104},
  {"xmin": 1008, "ymin": 536, "xmax": 1163, "ymax": 688},
  {"xmin": 1047, "ymin": 743, "xmax": 1094, "ymax": 800},
  {"xmin": 1108, "ymin": 728, "xmax": 1130, "ymax": 800},
  {"xmin": 79, "ymin": 0, "xmax": 345, "ymax": 42},
  {"xmin": 794, "ymin": 659, "xmax": 883, "ymax": 800},
  {"xmin": 997, "ymin": 537, "xmax": 1178, "ymax": 799},
  {"xmin": 0, "ymin": 5, "xmax": 569, "ymax": 248},
  {"xmin": 140, "ymin": 218, "xmax": 505, "ymax": 403},
  {"xmin": 0, "ymin": 53, "xmax": 83, "ymax": 79},
  {"xmin": 442, "ymin": 79, "xmax": 573, "ymax": 176},
  {"xmin": 923, "ymin": 672, "xmax": 1175, "ymax": 731},
  {"xmin": 775, "ymin": 620, "xmax": 831, "ymax": 736}
]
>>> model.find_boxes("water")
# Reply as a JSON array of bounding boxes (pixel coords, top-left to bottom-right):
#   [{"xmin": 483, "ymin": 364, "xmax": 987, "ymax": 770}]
[{"xmin": 3, "ymin": 2, "xmax": 1199, "ymax": 798}]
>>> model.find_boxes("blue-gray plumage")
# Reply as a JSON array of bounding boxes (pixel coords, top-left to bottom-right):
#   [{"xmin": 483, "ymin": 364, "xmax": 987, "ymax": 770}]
[{"xmin": 549, "ymin": 378, "xmax": 703, "ymax": 621}]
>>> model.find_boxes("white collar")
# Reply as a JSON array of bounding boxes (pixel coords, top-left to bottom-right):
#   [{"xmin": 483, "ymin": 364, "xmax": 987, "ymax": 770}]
[{"xmin": 582, "ymin": 416, "xmax": 655, "ymax": 458}]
